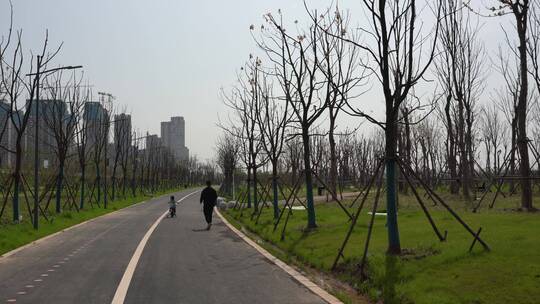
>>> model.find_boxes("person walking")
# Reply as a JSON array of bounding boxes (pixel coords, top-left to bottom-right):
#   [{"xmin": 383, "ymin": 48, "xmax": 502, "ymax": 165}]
[{"xmin": 200, "ymin": 181, "xmax": 218, "ymax": 230}]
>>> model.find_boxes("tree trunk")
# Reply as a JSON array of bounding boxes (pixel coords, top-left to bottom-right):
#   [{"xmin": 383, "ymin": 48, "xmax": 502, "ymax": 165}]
[
  {"xmin": 55, "ymin": 161, "xmax": 65, "ymax": 213},
  {"xmin": 329, "ymin": 118, "xmax": 338, "ymax": 198},
  {"xmin": 272, "ymin": 162, "xmax": 279, "ymax": 219},
  {"xmin": 246, "ymin": 167, "xmax": 252, "ymax": 208},
  {"xmin": 80, "ymin": 164, "xmax": 86, "ymax": 209},
  {"xmin": 253, "ymin": 164, "xmax": 259, "ymax": 212},
  {"xmin": 458, "ymin": 98, "xmax": 471, "ymax": 200},
  {"xmin": 385, "ymin": 112, "xmax": 401, "ymax": 255},
  {"xmin": 445, "ymin": 95, "xmax": 459, "ymax": 194},
  {"xmin": 12, "ymin": 142, "xmax": 22, "ymax": 222},
  {"xmin": 302, "ymin": 127, "xmax": 317, "ymax": 229},
  {"xmin": 96, "ymin": 163, "xmax": 101, "ymax": 204},
  {"xmin": 510, "ymin": 120, "xmax": 517, "ymax": 191},
  {"xmin": 516, "ymin": 14, "xmax": 533, "ymax": 210}
]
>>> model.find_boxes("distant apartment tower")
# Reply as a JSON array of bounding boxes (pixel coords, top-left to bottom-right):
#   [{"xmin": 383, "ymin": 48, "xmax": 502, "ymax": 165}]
[
  {"xmin": 25, "ymin": 99, "xmax": 69, "ymax": 167},
  {"xmin": 0, "ymin": 100, "xmax": 20, "ymax": 167},
  {"xmin": 84, "ymin": 101, "xmax": 109, "ymax": 151},
  {"xmin": 114, "ymin": 113, "xmax": 132, "ymax": 154},
  {"xmin": 144, "ymin": 134, "xmax": 161, "ymax": 157},
  {"xmin": 160, "ymin": 116, "xmax": 189, "ymax": 162}
]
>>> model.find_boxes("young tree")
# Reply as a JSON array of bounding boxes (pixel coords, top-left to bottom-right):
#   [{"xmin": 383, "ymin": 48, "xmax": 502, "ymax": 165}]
[
  {"xmin": 435, "ymin": 0, "xmax": 486, "ymax": 200},
  {"xmin": 480, "ymin": 104, "xmax": 507, "ymax": 173},
  {"xmin": 215, "ymin": 133, "xmax": 239, "ymax": 198},
  {"xmin": 42, "ymin": 72, "xmax": 85, "ymax": 213},
  {"xmin": 339, "ymin": 0, "xmax": 442, "ymax": 253},
  {"xmin": 315, "ymin": 9, "xmax": 366, "ymax": 198},
  {"xmin": 0, "ymin": 15, "xmax": 62, "ymax": 221},
  {"xmin": 74, "ymin": 88, "xmax": 91, "ymax": 209},
  {"xmin": 221, "ymin": 58, "xmax": 266, "ymax": 211},
  {"xmin": 255, "ymin": 72, "xmax": 290, "ymax": 218},
  {"xmin": 254, "ymin": 10, "xmax": 332, "ymax": 228},
  {"xmin": 492, "ymin": 0, "xmax": 534, "ymax": 210}
]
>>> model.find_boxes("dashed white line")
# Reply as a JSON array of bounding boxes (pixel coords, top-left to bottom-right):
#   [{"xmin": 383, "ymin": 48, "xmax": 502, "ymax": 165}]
[
  {"xmin": 40, "ymin": 274, "xmax": 48, "ymax": 277},
  {"xmin": 25, "ymin": 285, "xmax": 34, "ymax": 288},
  {"xmin": 33, "ymin": 279, "xmax": 42, "ymax": 282}
]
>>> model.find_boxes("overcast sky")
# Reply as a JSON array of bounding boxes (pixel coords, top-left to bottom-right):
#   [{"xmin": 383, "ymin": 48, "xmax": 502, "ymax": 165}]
[{"xmin": 1, "ymin": 1, "xmax": 510, "ymax": 161}]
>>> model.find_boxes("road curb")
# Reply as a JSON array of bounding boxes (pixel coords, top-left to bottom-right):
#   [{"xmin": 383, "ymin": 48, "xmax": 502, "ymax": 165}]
[
  {"xmin": 0, "ymin": 191, "xmax": 183, "ymax": 259},
  {"xmin": 215, "ymin": 209, "xmax": 343, "ymax": 304}
]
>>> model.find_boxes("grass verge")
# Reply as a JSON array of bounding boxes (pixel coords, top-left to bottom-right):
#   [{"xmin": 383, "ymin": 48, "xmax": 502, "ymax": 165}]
[
  {"xmin": 0, "ymin": 187, "xmax": 198, "ymax": 256},
  {"xmin": 224, "ymin": 192, "xmax": 540, "ymax": 304}
]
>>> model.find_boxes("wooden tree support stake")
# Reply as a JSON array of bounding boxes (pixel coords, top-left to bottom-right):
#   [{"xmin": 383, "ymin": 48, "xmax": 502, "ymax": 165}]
[{"xmin": 468, "ymin": 227, "xmax": 483, "ymax": 253}]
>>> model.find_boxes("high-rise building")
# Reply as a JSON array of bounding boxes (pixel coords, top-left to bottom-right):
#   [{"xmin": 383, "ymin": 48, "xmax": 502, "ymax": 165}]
[
  {"xmin": 84, "ymin": 101, "xmax": 109, "ymax": 152},
  {"xmin": 160, "ymin": 116, "xmax": 189, "ymax": 162},
  {"xmin": 114, "ymin": 113, "xmax": 132, "ymax": 155},
  {"xmin": 146, "ymin": 134, "xmax": 160, "ymax": 149},
  {"xmin": 0, "ymin": 100, "xmax": 20, "ymax": 167},
  {"xmin": 25, "ymin": 99, "xmax": 68, "ymax": 167}
]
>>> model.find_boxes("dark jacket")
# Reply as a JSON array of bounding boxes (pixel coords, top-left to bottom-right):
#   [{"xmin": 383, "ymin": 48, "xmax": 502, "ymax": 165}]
[{"xmin": 200, "ymin": 186, "xmax": 218, "ymax": 207}]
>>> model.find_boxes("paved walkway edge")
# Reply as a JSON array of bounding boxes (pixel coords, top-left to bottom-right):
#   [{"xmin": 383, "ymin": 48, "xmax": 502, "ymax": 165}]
[{"xmin": 215, "ymin": 209, "xmax": 343, "ymax": 304}]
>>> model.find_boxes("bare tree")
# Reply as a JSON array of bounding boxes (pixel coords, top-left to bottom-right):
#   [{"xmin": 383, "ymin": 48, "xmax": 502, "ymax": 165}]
[
  {"xmin": 42, "ymin": 72, "xmax": 85, "ymax": 213},
  {"xmin": 255, "ymin": 72, "xmax": 290, "ymax": 218},
  {"xmin": 480, "ymin": 104, "xmax": 507, "ymax": 174},
  {"xmin": 215, "ymin": 133, "xmax": 239, "ymax": 198},
  {"xmin": 254, "ymin": 10, "xmax": 332, "ymax": 228},
  {"xmin": 314, "ymin": 8, "xmax": 367, "ymax": 198},
  {"xmin": 0, "ymin": 12, "xmax": 62, "ymax": 222},
  {"xmin": 111, "ymin": 112, "xmax": 130, "ymax": 200},
  {"xmin": 435, "ymin": 0, "xmax": 486, "ymax": 200},
  {"xmin": 491, "ymin": 0, "xmax": 534, "ymax": 210},
  {"xmin": 221, "ymin": 58, "xmax": 266, "ymax": 211},
  {"xmin": 74, "ymin": 88, "xmax": 92, "ymax": 209},
  {"xmin": 527, "ymin": 1, "xmax": 540, "ymax": 173},
  {"xmin": 338, "ymin": 0, "xmax": 442, "ymax": 254},
  {"xmin": 87, "ymin": 98, "xmax": 111, "ymax": 206}
]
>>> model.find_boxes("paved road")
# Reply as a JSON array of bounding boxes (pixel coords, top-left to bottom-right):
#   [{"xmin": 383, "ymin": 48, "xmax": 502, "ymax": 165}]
[{"xmin": 0, "ymin": 189, "xmax": 326, "ymax": 304}]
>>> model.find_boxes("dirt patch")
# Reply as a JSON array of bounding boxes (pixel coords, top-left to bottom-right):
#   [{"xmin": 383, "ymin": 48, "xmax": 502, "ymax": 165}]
[{"xmin": 399, "ymin": 247, "xmax": 441, "ymax": 261}]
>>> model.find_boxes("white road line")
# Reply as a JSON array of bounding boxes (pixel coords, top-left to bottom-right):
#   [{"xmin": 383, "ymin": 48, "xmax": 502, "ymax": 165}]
[{"xmin": 110, "ymin": 190, "xmax": 200, "ymax": 304}]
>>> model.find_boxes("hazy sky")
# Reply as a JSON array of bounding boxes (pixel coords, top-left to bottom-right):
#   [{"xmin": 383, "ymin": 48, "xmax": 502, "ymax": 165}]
[{"xmin": 1, "ymin": 1, "xmax": 509, "ymax": 161}]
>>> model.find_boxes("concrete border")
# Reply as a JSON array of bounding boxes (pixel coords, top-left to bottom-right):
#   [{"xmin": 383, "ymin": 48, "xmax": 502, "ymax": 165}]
[
  {"xmin": 215, "ymin": 209, "xmax": 343, "ymax": 304},
  {"xmin": 0, "ymin": 190, "xmax": 189, "ymax": 259}
]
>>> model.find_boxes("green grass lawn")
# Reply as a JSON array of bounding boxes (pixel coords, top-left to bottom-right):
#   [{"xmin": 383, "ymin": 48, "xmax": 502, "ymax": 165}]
[
  {"xmin": 0, "ymin": 186, "xmax": 198, "ymax": 256},
  {"xmin": 224, "ymin": 191, "xmax": 540, "ymax": 304}
]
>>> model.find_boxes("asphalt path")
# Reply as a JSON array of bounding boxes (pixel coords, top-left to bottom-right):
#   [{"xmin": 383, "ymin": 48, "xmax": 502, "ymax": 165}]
[{"xmin": 0, "ymin": 189, "xmax": 326, "ymax": 304}]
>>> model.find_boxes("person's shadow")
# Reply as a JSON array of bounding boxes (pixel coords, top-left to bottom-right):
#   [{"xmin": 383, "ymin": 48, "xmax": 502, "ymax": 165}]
[{"xmin": 192, "ymin": 228, "xmax": 209, "ymax": 232}]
